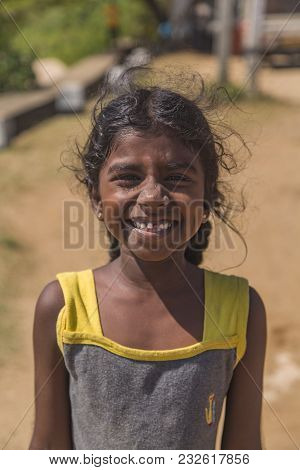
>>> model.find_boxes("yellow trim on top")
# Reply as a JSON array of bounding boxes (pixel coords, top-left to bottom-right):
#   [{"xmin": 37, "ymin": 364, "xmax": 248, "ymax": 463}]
[
  {"xmin": 56, "ymin": 267, "xmax": 249, "ymax": 363},
  {"xmin": 62, "ymin": 330, "xmax": 239, "ymax": 361},
  {"xmin": 56, "ymin": 306, "xmax": 66, "ymax": 355}
]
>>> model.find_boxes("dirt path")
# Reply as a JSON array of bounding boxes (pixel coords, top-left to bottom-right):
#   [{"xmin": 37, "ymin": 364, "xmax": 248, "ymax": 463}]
[
  {"xmin": 1, "ymin": 54, "xmax": 300, "ymax": 450},
  {"xmin": 0, "ymin": 111, "xmax": 109, "ymax": 449},
  {"xmin": 152, "ymin": 51, "xmax": 300, "ymax": 104}
]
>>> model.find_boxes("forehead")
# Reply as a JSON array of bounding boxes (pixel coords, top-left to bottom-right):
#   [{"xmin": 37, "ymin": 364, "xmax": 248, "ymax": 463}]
[{"xmin": 105, "ymin": 132, "xmax": 201, "ymax": 170}]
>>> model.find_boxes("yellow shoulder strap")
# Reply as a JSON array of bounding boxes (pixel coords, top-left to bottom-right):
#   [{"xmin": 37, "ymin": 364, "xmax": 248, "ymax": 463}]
[
  {"xmin": 204, "ymin": 269, "xmax": 249, "ymax": 367},
  {"xmin": 55, "ymin": 269, "xmax": 101, "ymax": 353}
]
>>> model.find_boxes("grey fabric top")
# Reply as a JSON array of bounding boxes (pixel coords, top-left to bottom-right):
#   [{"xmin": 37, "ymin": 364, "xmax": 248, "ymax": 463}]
[
  {"xmin": 56, "ymin": 268, "xmax": 249, "ymax": 450},
  {"xmin": 64, "ymin": 343, "xmax": 236, "ymax": 450}
]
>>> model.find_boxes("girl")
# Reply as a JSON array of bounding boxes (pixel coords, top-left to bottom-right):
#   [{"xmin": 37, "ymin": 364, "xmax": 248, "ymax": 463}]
[{"xmin": 29, "ymin": 67, "xmax": 267, "ymax": 450}]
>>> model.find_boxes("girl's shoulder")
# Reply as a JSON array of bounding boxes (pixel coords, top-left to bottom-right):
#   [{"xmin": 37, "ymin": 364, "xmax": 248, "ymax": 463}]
[
  {"xmin": 203, "ymin": 268, "xmax": 249, "ymax": 308},
  {"xmin": 204, "ymin": 269, "xmax": 265, "ymax": 327},
  {"xmin": 32, "ymin": 279, "xmax": 66, "ymax": 354},
  {"xmin": 33, "ymin": 267, "xmax": 93, "ymax": 342},
  {"xmin": 34, "ymin": 279, "xmax": 65, "ymax": 327},
  {"xmin": 247, "ymin": 285, "xmax": 267, "ymax": 343},
  {"xmin": 204, "ymin": 267, "xmax": 248, "ymax": 284},
  {"xmin": 33, "ymin": 270, "xmax": 88, "ymax": 356},
  {"xmin": 203, "ymin": 269, "xmax": 266, "ymax": 365}
]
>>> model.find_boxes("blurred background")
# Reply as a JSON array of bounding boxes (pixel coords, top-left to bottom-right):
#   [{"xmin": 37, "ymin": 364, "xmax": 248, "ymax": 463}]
[{"xmin": 1, "ymin": 0, "xmax": 300, "ymax": 450}]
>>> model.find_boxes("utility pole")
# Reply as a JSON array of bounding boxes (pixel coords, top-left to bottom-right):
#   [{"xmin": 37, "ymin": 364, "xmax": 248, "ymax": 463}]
[
  {"xmin": 215, "ymin": 0, "xmax": 234, "ymax": 84},
  {"xmin": 243, "ymin": 0, "xmax": 266, "ymax": 94}
]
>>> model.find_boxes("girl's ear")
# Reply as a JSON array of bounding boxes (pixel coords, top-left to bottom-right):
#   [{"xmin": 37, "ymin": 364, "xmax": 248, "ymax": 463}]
[
  {"xmin": 96, "ymin": 201, "xmax": 104, "ymax": 221},
  {"xmin": 90, "ymin": 185, "xmax": 104, "ymax": 220},
  {"xmin": 91, "ymin": 198, "xmax": 103, "ymax": 221},
  {"xmin": 203, "ymin": 200, "xmax": 210, "ymax": 221}
]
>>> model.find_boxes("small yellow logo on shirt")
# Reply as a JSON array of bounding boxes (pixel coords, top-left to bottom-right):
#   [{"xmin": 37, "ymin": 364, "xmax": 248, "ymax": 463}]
[{"xmin": 205, "ymin": 393, "xmax": 216, "ymax": 425}]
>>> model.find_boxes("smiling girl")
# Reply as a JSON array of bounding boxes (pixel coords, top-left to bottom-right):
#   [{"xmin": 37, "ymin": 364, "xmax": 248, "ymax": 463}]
[{"xmin": 29, "ymin": 68, "xmax": 267, "ymax": 450}]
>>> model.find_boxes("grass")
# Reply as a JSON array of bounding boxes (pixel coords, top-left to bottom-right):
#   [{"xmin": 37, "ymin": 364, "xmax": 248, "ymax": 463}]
[
  {"xmin": 208, "ymin": 80, "xmax": 281, "ymax": 105},
  {"xmin": 0, "ymin": 235, "xmax": 23, "ymax": 251},
  {"xmin": 0, "ymin": 233, "xmax": 26, "ymax": 361}
]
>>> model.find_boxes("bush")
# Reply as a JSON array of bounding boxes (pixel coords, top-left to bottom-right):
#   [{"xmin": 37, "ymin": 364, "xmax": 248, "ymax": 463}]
[
  {"xmin": 0, "ymin": 48, "xmax": 35, "ymax": 92},
  {"xmin": 0, "ymin": 0, "xmax": 160, "ymax": 92}
]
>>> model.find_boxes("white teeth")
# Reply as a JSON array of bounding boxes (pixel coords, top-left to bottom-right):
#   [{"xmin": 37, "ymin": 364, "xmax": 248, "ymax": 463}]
[
  {"xmin": 159, "ymin": 222, "xmax": 171, "ymax": 230},
  {"xmin": 130, "ymin": 220, "xmax": 172, "ymax": 231},
  {"xmin": 130, "ymin": 220, "xmax": 140, "ymax": 228}
]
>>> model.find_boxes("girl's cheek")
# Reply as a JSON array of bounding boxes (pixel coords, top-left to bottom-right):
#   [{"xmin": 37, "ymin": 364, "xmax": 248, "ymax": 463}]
[
  {"xmin": 194, "ymin": 204, "xmax": 205, "ymax": 227},
  {"xmin": 102, "ymin": 202, "xmax": 122, "ymax": 225},
  {"xmin": 185, "ymin": 203, "xmax": 205, "ymax": 238},
  {"xmin": 101, "ymin": 196, "xmax": 128, "ymax": 235}
]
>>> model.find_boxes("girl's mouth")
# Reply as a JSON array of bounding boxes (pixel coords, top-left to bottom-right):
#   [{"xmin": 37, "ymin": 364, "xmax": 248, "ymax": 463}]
[{"xmin": 123, "ymin": 219, "xmax": 180, "ymax": 237}]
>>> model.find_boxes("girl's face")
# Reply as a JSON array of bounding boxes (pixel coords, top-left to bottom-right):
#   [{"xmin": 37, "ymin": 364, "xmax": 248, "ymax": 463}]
[{"xmin": 97, "ymin": 132, "xmax": 206, "ymax": 262}]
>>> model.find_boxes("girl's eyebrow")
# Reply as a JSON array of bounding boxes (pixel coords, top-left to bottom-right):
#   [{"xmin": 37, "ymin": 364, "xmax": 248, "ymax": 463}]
[
  {"xmin": 166, "ymin": 162, "xmax": 197, "ymax": 174},
  {"xmin": 108, "ymin": 163, "xmax": 142, "ymax": 174},
  {"xmin": 108, "ymin": 161, "xmax": 197, "ymax": 174}
]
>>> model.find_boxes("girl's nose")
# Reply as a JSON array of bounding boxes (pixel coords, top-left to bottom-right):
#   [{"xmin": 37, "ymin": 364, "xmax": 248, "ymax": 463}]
[{"xmin": 136, "ymin": 180, "xmax": 169, "ymax": 209}]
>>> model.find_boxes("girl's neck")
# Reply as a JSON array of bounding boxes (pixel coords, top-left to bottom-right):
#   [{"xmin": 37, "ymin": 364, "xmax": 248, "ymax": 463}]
[{"xmin": 111, "ymin": 248, "xmax": 195, "ymax": 294}]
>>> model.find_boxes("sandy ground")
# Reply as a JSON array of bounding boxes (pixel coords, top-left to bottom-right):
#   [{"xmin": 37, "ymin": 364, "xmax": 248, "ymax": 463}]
[{"xmin": 1, "ymin": 52, "xmax": 300, "ymax": 450}]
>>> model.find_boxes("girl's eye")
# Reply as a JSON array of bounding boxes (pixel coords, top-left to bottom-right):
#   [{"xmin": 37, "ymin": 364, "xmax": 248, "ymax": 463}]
[
  {"xmin": 166, "ymin": 174, "xmax": 191, "ymax": 182},
  {"xmin": 115, "ymin": 174, "xmax": 141, "ymax": 186},
  {"xmin": 112, "ymin": 173, "xmax": 191, "ymax": 189}
]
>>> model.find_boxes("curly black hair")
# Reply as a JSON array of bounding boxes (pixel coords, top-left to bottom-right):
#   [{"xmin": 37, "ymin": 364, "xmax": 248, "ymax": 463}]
[{"xmin": 66, "ymin": 66, "xmax": 249, "ymax": 266}]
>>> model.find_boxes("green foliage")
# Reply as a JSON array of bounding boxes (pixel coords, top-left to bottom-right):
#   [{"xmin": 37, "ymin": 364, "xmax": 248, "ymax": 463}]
[
  {"xmin": 0, "ymin": 1, "xmax": 35, "ymax": 91},
  {"xmin": 0, "ymin": 47, "xmax": 35, "ymax": 92},
  {"xmin": 11, "ymin": 1, "xmax": 110, "ymax": 66},
  {"xmin": 118, "ymin": 0, "xmax": 159, "ymax": 43},
  {"xmin": 0, "ymin": 0, "xmax": 161, "ymax": 92}
]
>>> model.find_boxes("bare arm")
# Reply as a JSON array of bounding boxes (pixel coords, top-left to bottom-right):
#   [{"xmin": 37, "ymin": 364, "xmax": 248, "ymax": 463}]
[
  {"xmin": 221, "ymin": 287, "xmax": 267, "ymax": 450},
  {"xmin": 29, "ymin": 280, "xmax": 73, "ymax": 449}
]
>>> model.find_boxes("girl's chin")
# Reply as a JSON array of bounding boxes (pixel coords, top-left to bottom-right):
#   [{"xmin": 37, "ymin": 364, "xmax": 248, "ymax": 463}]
[{"xmin": 126, "ymin": 247, "xmax": 177, "ymax": 262}]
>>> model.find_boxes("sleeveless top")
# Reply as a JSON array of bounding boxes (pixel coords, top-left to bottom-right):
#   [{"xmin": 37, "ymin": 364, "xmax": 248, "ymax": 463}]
[{"xmin": 56, "ymin": 268, "xmax": 249, "ymax": 450}]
